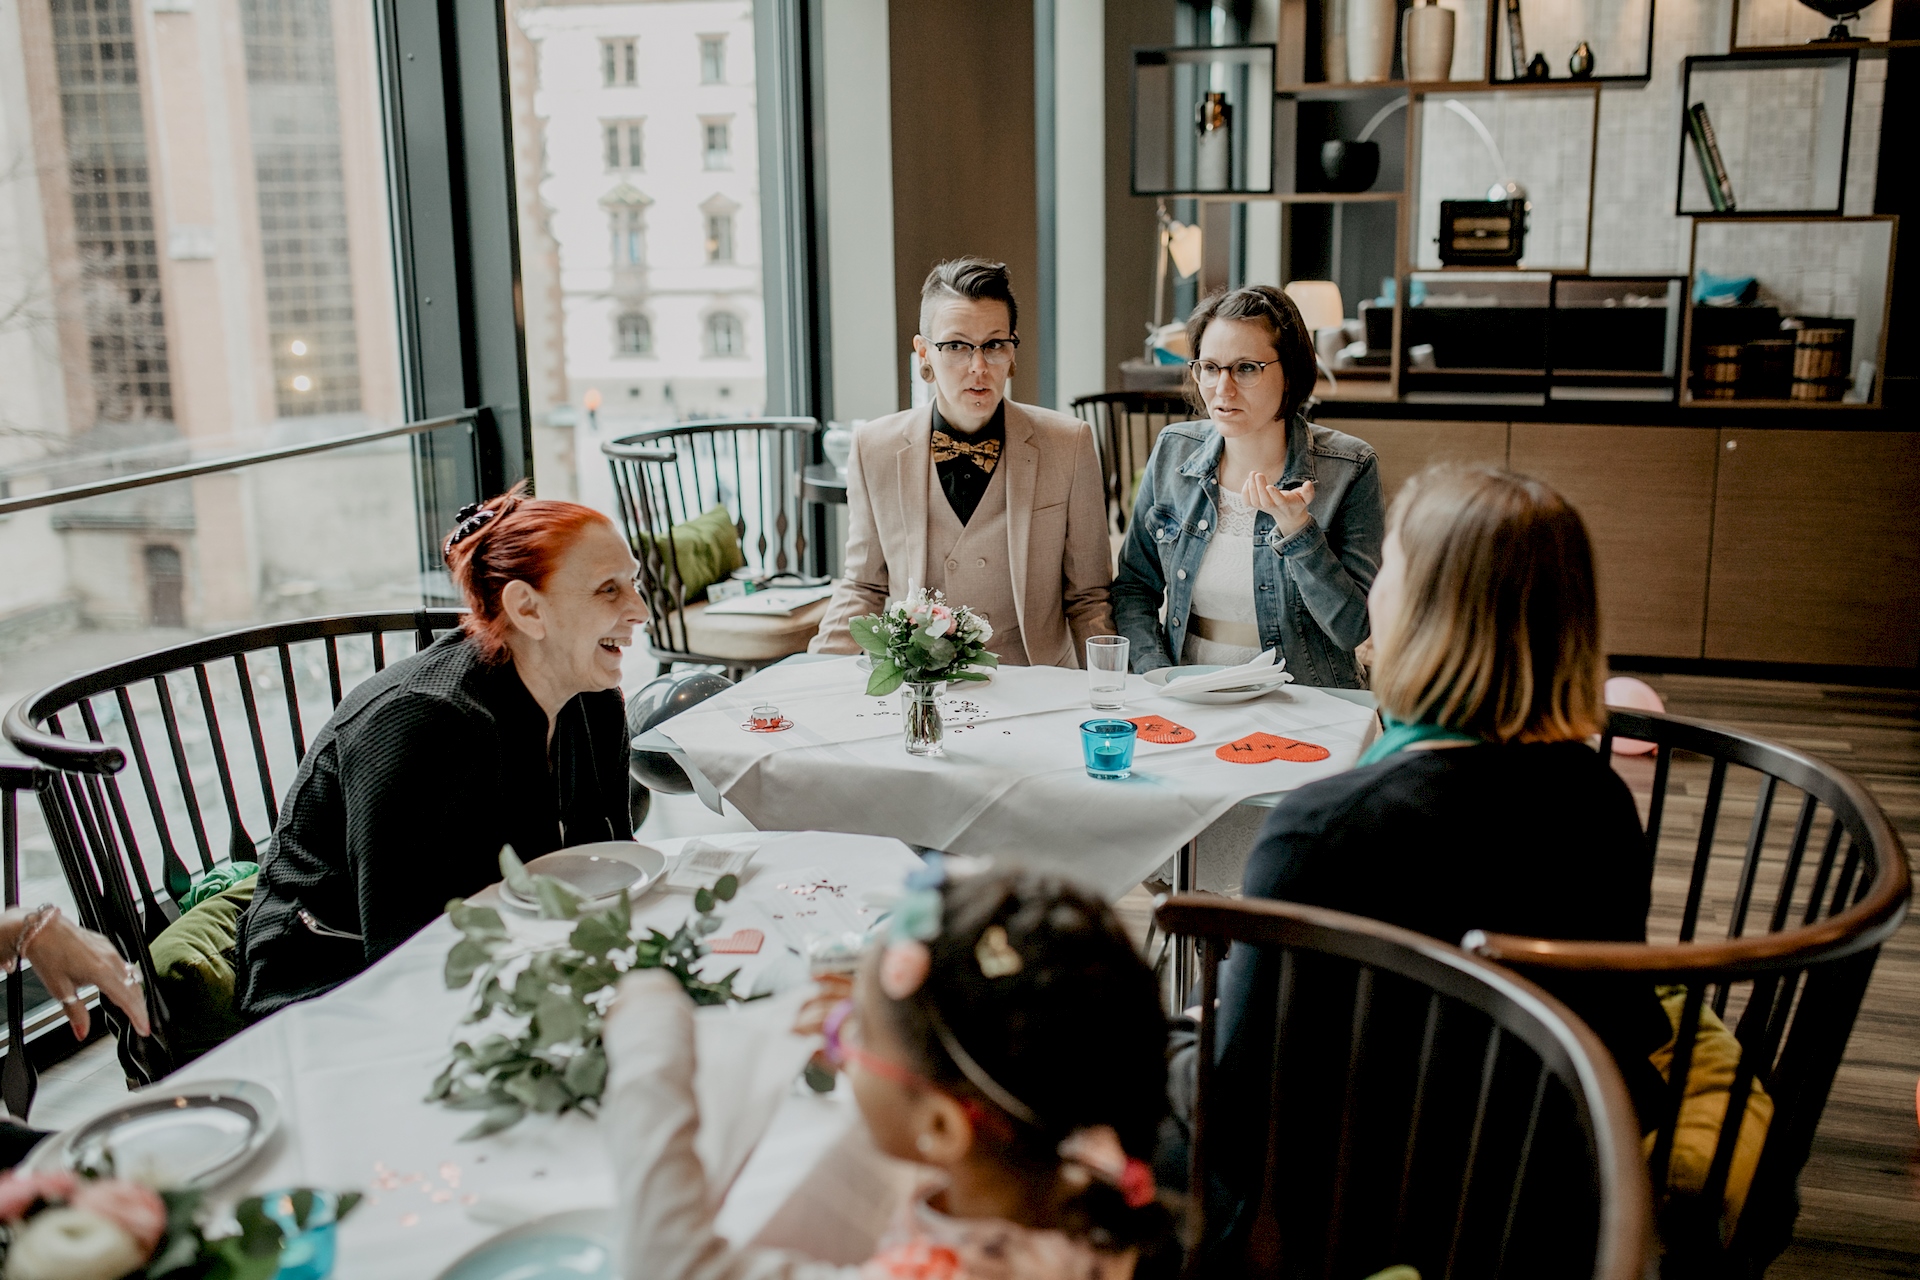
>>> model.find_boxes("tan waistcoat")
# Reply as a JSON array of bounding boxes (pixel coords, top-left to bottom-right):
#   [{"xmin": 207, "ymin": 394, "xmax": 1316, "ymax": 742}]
[{"xmin": 923, "ymin": 461, "xmax": 1029, "ymax": 666}]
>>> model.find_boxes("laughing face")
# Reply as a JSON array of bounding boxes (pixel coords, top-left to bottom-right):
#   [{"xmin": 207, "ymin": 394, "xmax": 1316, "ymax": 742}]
[
  {"xmin": 517, "ymin": 519, "xmax": 650, "ymax": 696},
  {"xmin": 913, "ymin": 296, "xmax": 1014, "ymax": 432}
]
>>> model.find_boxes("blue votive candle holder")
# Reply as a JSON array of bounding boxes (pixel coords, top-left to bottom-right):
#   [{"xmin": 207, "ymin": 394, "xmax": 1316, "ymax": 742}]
[{"xmin": 1081, "ymin": 719, "xmax": 1138, "ymax": 780}]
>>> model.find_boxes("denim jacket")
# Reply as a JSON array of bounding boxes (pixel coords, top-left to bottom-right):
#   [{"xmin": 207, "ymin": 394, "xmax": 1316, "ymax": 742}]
[{"xmin": 1111, "ymin": 413, "xmax": 1384, "ymax": 688}]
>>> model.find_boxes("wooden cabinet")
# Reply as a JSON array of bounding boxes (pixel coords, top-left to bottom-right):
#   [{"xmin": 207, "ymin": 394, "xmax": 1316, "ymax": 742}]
[
  {"xmin": 1705, "ymin": 430, "xmax": 1920, "ymax": 667},
  {"xmin": 1338, "ymin": 419, "xmax": 1509, "ymax": 505},
  {"xmin": 1510, "ymin": 424, "xmax": 1719, "ymax": 659}
]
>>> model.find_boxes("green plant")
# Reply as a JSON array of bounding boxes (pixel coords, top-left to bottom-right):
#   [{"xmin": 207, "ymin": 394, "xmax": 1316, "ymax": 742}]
[{"xmin": 427, "ymin": 848, "xmax": 751, "ymax": 1138}]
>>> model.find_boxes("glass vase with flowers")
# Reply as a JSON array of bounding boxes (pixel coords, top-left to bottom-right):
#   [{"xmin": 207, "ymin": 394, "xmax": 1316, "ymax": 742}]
[{"xmin": 847, "ymin": 588, "xmax": 998, "ymax": 756}]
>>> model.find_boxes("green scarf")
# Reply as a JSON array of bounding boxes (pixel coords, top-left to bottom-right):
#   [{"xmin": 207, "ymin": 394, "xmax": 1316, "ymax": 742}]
[{"xmin": 1356, "ymin": 716, "xmax": 1478, "ymax": 768}]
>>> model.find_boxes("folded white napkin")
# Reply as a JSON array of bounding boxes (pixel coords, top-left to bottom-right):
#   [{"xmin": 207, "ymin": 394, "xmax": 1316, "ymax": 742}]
[{"xmin": 1160, "ymin": 649, "xmax": 1294, "ymax": 695}]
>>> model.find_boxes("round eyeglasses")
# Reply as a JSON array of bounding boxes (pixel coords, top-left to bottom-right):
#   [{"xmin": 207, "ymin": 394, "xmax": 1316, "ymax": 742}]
[
  {"xmin": 930, "ymin": 338, "xmax": 1020, "ymax": 367},
  {"xmin": 1189, "ymin": 358, "xmax": 1280, "ymax": 389}
]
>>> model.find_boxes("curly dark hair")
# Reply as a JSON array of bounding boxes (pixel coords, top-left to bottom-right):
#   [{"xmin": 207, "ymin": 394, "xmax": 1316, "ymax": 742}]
[
  {"xmin": 1183, "ymin": 284, "xmax": 1319, "ymax": 423},
  {"xmin": 880, "ymin": 867, "xmax": 1171, "ymax": 1254}
]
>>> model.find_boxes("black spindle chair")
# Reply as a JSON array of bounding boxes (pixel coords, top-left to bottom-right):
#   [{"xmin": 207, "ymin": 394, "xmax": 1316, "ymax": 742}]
[
  {"xmin": 1469, "ymin": 708, "xmax": 1911, "ymax": 1274},
  {"xmin": 1, "ymin": 610, "xmax": 465, "ymax": 1084},
  {"xmin": 1, "ymin": 762, "xmax": 48, "ymax": 1120},
  {"xmin": 1157, "ymin": 895, "xmax": 1652, "ymax": 1280},
  {"xmin": 1070, "ymin": 390, "xmax": 1192, "ymax": 539},
  {"xmin": 603, "ymin": 418, "xmax": 822, "ymax": 680}
]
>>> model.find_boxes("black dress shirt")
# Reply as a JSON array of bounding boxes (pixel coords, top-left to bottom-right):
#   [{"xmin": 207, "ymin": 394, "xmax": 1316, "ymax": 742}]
[
  {"xmin": 931, "ymin": 402, "xmax": 1006, "ymax": 526},
  {"xmin": 235, "ymin": 630, "xmax": 630, "ymax": 1019}
]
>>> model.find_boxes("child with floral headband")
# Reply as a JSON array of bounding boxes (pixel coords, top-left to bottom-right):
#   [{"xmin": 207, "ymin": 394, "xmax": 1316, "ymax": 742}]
[{"xmin": 601, "ymin": 860, "xmax": 1175, "ymax": 1279}]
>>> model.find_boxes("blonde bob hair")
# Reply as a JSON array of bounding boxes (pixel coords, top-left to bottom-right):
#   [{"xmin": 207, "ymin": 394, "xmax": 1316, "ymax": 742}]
[{"xmin": 1371, "ymin": 464, "xmax": 1604, "ymax": 744}]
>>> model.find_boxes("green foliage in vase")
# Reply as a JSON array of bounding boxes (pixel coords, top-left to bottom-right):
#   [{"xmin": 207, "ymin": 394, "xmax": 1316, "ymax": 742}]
[
  {"xmin": 848, "ymin": 587, "xmax": 999, "ymax": 696},
  {"xmin": 427, "ymin": 847, "xmax": 749, "ymax": 1139}
]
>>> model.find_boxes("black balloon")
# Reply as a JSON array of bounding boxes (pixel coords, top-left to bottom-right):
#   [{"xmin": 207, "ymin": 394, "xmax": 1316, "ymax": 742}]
[{"xmin": 625, "ymin": 670, "xmax": 734, "ymax": 794}]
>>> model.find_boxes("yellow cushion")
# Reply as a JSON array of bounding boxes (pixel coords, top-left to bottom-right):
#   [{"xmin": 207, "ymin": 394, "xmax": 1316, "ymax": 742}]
[
  {"xmin": 1644, "ymin": 984, "xmax": 1774, "ymax": 1242},
  {"xmin": 638, "ymin": 504, "xmax": 746, "ymax": 601},
  {"xmin": 680, "ymin": 598, "xmax": 831, "ymax": 662}
]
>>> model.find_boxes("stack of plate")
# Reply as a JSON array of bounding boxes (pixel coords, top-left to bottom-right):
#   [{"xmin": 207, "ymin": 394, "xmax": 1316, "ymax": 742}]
[
  {"xmin": 1144, "ymin": 665, "xmax": 1296, "ymax": 705},
  {"xmin": 498, "ymin": 843, "xmax": 665, "ymax": 912},
  {"xmin": 27, "ymin": 1079, "xmax": 280, "ymax": 1188}
]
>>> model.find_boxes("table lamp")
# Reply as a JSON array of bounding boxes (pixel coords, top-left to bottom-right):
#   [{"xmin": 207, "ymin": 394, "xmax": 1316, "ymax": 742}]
[{"xmin": 1284, "ymin": 280, "xmax": 1345, "ymax": 391}]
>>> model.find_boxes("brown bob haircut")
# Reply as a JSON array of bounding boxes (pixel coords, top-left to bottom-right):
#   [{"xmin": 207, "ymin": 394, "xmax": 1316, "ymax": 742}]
[
  {"xmin": 1183, "ymin": 284, "xmax": 1318, "ymax": 422},
  {"xmin": 920, "ymin": 257, "xmax": 1019, "ymax": 337},
  {"xmin": 1371, "ymin": 464, "xmax": 1605, "ymax": 744}
]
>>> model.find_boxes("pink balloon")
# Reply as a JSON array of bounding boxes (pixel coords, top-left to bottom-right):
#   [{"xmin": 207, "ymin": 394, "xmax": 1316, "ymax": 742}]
[{"xmin": 1605, "ymin": 677, "xmax": 1664, "ymax": 755}]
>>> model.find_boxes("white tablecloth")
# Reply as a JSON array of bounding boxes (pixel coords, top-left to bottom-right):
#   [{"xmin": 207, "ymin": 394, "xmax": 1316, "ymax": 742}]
[
  {"xmin": 651, "ymin": 658, "xmax": 1377, "ymax": 899},
  {"xmin": 156, "ymin": 831, "xmax": 923, "ymax": 1279}
]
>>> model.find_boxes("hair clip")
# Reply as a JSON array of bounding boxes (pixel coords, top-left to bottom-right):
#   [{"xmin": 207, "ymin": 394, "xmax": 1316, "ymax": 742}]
[
  {"xmin": 974, "ymin": 925, "xmax": 1023, "ymax": 979},
  {"xmin": 1058, "ymin": 1126, "xmax": 1156, "ymax": 1208},
  {"xmin": 443, "ymin": 504, "xmax": 498, "ymax": 557},
  {"xmin": 879, "ymin": 939, "xmax": 931, "ymax": 1000}
]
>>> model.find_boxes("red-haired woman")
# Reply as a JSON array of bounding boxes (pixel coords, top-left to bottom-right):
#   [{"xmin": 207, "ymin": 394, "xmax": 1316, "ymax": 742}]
[{"xmin": 236, "ymin": 486, "xmax": 649, "ymax": 1018}]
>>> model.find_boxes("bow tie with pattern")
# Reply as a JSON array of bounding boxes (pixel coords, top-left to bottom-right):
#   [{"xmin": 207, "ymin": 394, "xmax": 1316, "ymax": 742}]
[{"xmin": 931, "ymin": 429, "xmax": 1002, "ymax": 474}]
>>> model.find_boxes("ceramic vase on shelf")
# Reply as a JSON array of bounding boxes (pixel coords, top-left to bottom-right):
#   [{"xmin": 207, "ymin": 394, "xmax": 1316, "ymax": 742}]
[
  {"xmin": 902, "ymin": 683, "xmax": 944, "ymax": 756},
  {"xmin": 1195, "ymin": 92, "xmax": 1232, "ymax": 191},
  {"xmin": 1404, "ymin": 1, "xmax": 1456, "ymax": 82},
  {"xmin": 1321, "ymin": 0, "xmax": 1348, "ymax": 82},
  {"xmin": 1347, "ymin": 0, "xmax": 1396, "ymax": 82}
]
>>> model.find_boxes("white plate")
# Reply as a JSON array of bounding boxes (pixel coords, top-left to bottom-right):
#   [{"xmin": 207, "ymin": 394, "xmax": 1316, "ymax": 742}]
[
  {"xmin": 1144, "ymin": 664, "xmax": 1294, "ymax": 705},
  {"xmin": 500, "ymin": 841, "xmax": 666, "ymax": 912},
  {"xmin": 27, "ymin": 1078, "xmax": 280, "ymax": 1189},
  {"xmin": 436, "ymin": 1209, "xmax": 615, "ymax": 1280}
]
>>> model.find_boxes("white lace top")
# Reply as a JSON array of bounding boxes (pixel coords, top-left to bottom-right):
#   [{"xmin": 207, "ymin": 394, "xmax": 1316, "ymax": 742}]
[{"xmin": 1179, "ymin": 486, "xmax": 1263, "ymax": 668}]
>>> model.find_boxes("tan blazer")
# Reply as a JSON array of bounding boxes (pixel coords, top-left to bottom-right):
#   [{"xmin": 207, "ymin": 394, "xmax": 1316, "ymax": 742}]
[{"xmin": 810, "ymin": 401, "xmax": 1115, "ymax": 667}]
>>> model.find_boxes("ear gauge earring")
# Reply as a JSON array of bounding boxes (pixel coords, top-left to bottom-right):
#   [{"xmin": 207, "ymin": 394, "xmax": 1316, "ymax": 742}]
[{"xmin": 920, "ymin": 363, "xmax": 935, "ymax": 382}]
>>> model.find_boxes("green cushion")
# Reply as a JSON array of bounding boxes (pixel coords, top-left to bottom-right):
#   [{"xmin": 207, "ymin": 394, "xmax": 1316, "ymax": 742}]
[
  {"xmin": 150, "ymin": 874, "xmax": 257, "ymax": 1063},
  {"xmin": 180, "ymin": 860, "xmax": 258, "ymax": 910},
  {"xmin": 639, "ymin": 504, "xmax": 744, "ymax": 602}
]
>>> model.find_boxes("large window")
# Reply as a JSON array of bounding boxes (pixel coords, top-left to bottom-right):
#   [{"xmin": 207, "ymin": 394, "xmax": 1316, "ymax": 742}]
[{"xmin": 511, "ymin": 0, "xmax": 767, "ymax": 512}]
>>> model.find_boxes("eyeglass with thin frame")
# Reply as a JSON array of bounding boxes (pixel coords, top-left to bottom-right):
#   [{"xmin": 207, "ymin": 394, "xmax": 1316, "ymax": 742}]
[
  {"xmin": 929, "ymin": 338, "xmax": 1020, "ymax": 367},
  {"xmin": 1189, "ymin": 358, "xmax": 1280, "ymax": 389}
]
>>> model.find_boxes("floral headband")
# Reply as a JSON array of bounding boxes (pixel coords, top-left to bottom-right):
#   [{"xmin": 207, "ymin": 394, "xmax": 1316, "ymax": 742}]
[{"xmin": 876, "ymin": 856, "xmax": 1157, "ymax": 1210}]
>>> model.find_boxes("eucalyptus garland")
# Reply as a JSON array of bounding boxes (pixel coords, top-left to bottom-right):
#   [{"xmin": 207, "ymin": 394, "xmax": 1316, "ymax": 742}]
[{"xmin": 427, "ymin": 848, "xmax": 750, "ymax": 1138}]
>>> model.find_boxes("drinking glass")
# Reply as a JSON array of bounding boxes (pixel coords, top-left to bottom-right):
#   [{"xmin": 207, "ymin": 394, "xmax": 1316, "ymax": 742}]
[
  {"xmin": 1080, "ymin": 719, "xmax": 1138, "ymax": 780},
  {"xmin": 1086, "ymin": 635, "xmax": 1129, "ymax": 711}
]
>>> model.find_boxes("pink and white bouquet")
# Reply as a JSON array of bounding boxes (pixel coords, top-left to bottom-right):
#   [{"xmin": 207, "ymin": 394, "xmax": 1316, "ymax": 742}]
[{"xmin": 848, "ymin": 588, "xmax": 997, "ymax": 696}]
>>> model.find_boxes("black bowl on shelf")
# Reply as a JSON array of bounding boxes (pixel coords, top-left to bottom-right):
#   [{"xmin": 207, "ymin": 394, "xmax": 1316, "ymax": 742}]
[
  {"xmin": 1797, "ymin": 0, "xmax": 1880, "ymax": 40},
  {"xmin": 1318, "ymin": 141, "xmax": 1380, "ymax": 193}
]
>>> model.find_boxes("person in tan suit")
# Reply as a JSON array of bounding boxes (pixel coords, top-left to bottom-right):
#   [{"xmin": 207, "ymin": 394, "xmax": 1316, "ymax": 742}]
[{"xmin": 811, "ymin": 258, "xmax": 1114, "ymax": 666}]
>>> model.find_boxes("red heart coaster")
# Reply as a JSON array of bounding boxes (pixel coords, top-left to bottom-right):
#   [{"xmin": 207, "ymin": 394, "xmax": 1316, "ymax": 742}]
[
  {"xmin": 1127, "ymin": 714, "xmax": 1196, "ymax": 744},
  {"xmin": 1216, "ymin": 732, "xmax": 1332, "ymax": 764},
  {"xmin": 708, "ymin": 928, "xmax": 765, "ymax": 955}
]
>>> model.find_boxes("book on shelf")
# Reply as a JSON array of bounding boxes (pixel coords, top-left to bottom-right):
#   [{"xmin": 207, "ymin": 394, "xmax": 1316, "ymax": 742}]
[{"xmin": 1687, "ymin": 102, "xmax": 1738, "ymax": 213}]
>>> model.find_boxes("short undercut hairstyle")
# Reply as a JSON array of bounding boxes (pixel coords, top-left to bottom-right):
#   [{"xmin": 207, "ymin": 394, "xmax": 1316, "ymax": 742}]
[
  {"xmin": 920, "ymin": 257, "xmax": 1019, "ymax": 338},
  {"xmin": 1183, "ymin": 285, "xmax": 1319, "ymax": 422}
]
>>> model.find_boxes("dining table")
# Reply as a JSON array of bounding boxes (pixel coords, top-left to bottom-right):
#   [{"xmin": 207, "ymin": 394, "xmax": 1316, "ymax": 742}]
[
  {"xmin": 639, "ymin": 656, "xmax": 1380, "ymax": 901},
  {"xmin": 148, "ymin": 830, "xmax": 925, "ymax": 1279}
]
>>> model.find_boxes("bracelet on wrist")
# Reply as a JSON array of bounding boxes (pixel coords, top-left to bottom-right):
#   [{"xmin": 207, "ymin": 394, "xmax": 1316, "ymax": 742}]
[{"xmin": 7, "ymin": 904, "xmax": 59, "ymax": 975}]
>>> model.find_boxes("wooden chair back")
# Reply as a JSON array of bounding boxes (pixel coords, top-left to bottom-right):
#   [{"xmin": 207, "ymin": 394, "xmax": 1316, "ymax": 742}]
[
  {"xmin": 602, "ymin": 418, "xmax": 819, "ymax": 672},
  {"xmin": 1069, "ymin": 391, "xmax": 1192, "ymax": 536},
  {"xmin": 1469, "ymin": 708, "xmax": 1911, "ymax": 1270},
  {"xmin": 1, "ymin": 610, "xmax": 465, "ymax": 1083},
  {"xmin": 1156, "ymin": 894, "xmax": 1651, "ymax": 1280}
]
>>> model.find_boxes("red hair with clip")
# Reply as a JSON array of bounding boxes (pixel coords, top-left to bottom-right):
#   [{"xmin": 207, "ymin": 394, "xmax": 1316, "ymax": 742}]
[{"xmin": 443, "ymin": 482, "xmax": 615, "ymax": 664}]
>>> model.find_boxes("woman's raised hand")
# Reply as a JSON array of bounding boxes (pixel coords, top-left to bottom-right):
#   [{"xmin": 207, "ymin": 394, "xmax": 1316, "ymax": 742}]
[
  {"xmin": 17, "ymin": 910, "xmax": 151, "ymax": 1040},
  {"xmin": 1243, "ymin": 472, "xmax": 1316, "ymax": 539}
]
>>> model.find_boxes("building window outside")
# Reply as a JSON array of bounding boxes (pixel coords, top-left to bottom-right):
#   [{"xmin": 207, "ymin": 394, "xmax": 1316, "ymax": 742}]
[
  {"xmin": 603, "ymin": 119, "xmax": 643, "ymax": 171},
  {"xmin": 602, "ymin": 38, "xmax": 637, "ymax": 86},
  {"xmin": 702, "ymin": 120, "xmax": 730, "ymax": 170},
  {"xmin": 243, "ymin": 0, "xmax": 362, "ymax": 418},
  {"xmin": 707, "ymin": 312, "xmax": 742, "ymax": 357},
  {"xmin": 610, "ymin": 208, "xmax": 646, "ymax": 266},
  {"xmin": 617, "ymin": 312, "xmax": 652, "ymax": 356},
  {"xmin": 705, "ymin": 212, "xmax": 733, "ymax": 263},
  {"xmin": 700, "ymin": 36, "xmax": 724, "ymax": 84}
]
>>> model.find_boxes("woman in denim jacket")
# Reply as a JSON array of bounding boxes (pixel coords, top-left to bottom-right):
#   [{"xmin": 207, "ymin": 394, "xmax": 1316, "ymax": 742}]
[{"xmin": 1112, "ymin": 286, "xmax": 1384, "ymax": 688}]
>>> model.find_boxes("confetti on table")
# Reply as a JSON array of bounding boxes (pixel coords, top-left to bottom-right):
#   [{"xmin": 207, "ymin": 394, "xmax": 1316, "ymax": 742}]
[
  {"xmin": 1215, "ymin": 732, "xmax": 1331, "ymax": 764},
  {"xmin": 399, "ymin": 1213, "xmax": 419, "ymax": 1228}
]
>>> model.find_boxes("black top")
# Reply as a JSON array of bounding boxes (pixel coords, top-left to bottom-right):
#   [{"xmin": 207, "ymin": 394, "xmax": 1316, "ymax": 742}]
[
  {"xmin": 1209, "ymin": 742, "xmax": 1670, "ymax": 1212},
  {"xmin": 235, "ymin": 631, "xmax": 630, "ymax": 1019},
  {"xmin": 931, "ymin": 401, "xmax": 1006, "ymax": 526}
]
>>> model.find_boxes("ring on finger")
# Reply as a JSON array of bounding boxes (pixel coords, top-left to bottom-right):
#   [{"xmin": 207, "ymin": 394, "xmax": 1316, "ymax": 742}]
[
  {"xmin": 58, "ymin": 996, "xmax": 83, "ymax": 1007},
  {"xmin": 123, "ymin": 963, "xmax": 143, "ymax": 986}
]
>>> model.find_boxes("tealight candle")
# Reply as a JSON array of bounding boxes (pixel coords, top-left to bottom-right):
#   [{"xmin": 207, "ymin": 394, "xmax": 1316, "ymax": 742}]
[{"xmin": 750, "ymin": 704, "xmax": 782, "ymax": 729}]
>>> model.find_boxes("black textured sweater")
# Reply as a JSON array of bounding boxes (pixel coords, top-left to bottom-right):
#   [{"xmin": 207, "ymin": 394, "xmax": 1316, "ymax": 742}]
[{"xmin": 235, "ymin": 631, "xmax": 630, "ymax": 1019}]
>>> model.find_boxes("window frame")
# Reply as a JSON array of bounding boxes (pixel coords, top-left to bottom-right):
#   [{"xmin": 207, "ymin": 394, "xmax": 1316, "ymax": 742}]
[
  {"xmin": 706, "ymin": 310, "xmax": 745, "ymax": 358},
  {"xmin": 700, "ymin": 35, "xmax": 726, "ymax": 84},
  {"xmin": 701, "ymin": 117, "xmax": 732, "ymax": 170},
  {"xmin": 616, "ymin": 311, "xmax": 653, "ymax": 357},
  {"xmin": 602, "ymin": 36, "xmax": 638, "ymax": 87},
  {"xmin": 603, "ymin": 118, "xmax": 644, "ymax": 172}
]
